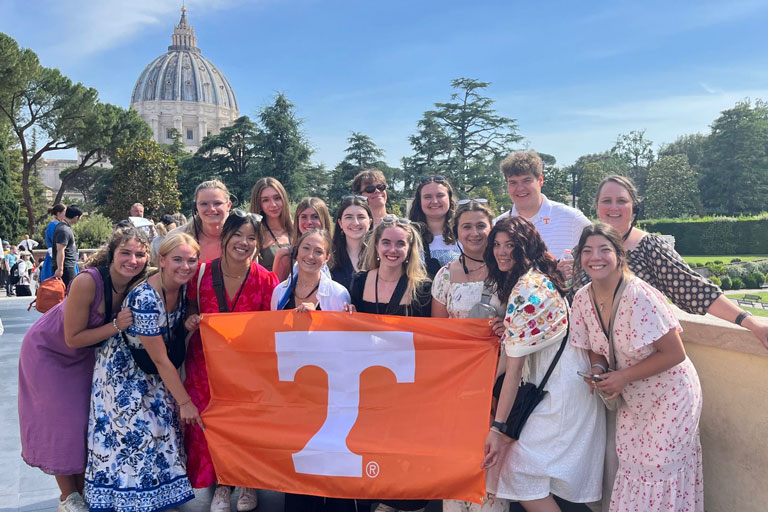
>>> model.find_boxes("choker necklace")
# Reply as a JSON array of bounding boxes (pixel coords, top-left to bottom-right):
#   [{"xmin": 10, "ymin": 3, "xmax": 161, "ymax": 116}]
[
  {"xmin": 460, "ymin": 253, "xmax": 485, "ymax": 275},
  {"xmin": 294, "ymin": 279, "xmax": 320, "ymax": 300}
]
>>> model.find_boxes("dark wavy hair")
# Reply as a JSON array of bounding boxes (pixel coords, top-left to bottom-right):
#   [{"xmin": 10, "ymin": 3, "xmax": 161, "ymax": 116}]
[
  {"xmin": 573, "ymin": 222, "xmax": 630, "ymax": 280},
  {"xmin": 330, "ymin": 196, "xmax": 372, "ymax": 271},
  {"xmin": 408, "ymin": 177, "xmax": 457, "ymax": 245},
  {"xmin": 220, "ymin": 210, "xmax": 261, "ymax": 263},
  {"xmin": 484, "ymin": 216, "xmax": 566, "ymax": 304}
]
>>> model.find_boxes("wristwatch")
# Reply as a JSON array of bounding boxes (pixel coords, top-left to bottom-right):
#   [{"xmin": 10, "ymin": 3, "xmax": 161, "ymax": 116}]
[{"xmin": 491, "ymin": 420, "xmax": 506, "ymax": 433}]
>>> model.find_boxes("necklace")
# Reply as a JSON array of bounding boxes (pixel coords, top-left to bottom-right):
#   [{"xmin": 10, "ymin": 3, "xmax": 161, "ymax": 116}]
[
  {"xmin": 592, "ymin": 276, "xmax": 624, "ymax": 313},
  {"xmin": 294, "ymin": 278, "xmax": 320, "ymax": 300},
  {"xmin": 460, "ymin": 253, "xmax": 486, "ymax": 275}
]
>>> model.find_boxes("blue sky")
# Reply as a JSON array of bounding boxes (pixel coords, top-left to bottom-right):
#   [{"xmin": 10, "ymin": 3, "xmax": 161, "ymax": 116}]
[{"xmin": 3, "ymin": 0, "xmax": 768, "ymax": 169}]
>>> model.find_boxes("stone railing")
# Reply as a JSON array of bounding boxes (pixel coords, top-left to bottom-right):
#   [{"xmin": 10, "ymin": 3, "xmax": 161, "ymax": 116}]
[{"xmin": 675, "ymin": 307, "xmax": 768, "ymax": 512}]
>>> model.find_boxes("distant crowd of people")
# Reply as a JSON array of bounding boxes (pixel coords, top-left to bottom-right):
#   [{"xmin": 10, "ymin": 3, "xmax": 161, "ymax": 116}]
[{"xmin": 14, "ymin": 150, "xmax": 768, "ymax": 512}]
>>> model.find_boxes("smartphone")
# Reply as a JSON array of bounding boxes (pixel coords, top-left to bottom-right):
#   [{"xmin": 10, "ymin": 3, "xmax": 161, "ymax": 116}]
[{"xmin": 577, "ymin": 370, "xmax": 604, "ymax": 382}]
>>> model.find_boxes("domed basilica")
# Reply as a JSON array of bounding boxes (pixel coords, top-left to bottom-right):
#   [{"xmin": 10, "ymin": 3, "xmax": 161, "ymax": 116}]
[{"xmin": 130, "ymin": 7, "xmax": 239, "ymax": 152}]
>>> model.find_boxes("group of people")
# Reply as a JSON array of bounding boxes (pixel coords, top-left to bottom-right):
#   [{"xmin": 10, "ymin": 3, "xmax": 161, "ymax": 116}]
[{"xmin": 16, "ymin": 150, "xmax": 768, "ymax": 512}]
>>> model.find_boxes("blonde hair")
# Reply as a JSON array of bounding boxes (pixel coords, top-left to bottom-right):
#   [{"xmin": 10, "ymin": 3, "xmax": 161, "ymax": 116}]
[
  {"xmin": 158, "ymin": 232, "xmax": 200, "ymax": 260},
  {"xmin": 250, "ymin": 177, "xmax": 293, "ymax": 246},
  {"xmin": 361, "ymin": 220, "xmax": 428, "ymax": 301},
  {"xmin": 291, "ymin": 197, "xmax": 332, "ymax": 242},
  {"xmin": 179, "ymin": 180, "xmax": 231, "ymax": 240}
]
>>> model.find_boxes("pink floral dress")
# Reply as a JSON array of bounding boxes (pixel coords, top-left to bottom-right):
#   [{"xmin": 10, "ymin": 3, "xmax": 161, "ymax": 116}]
[
  {"xmin": 183, "ymin": 260, "xmax": 278, "ymax": 488},
  {"xmin": 571, "ymin": 276, "xmax": 704, "ymax": 512}
]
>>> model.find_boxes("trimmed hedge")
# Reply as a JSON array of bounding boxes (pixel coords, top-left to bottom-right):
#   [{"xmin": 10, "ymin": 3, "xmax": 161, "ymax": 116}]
[{"xmin": 639, "ymin": 214, "xmax": 768, "ymax": 255}]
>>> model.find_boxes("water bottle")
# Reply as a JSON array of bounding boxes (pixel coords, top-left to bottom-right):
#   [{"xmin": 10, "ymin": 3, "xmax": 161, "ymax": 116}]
[{"xmin": 561, "ymin": 249, "xmax": 574, "ymax": 288}]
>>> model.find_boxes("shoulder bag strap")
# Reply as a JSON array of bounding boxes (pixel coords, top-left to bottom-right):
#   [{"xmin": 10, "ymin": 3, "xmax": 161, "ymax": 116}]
[
  {"xmin": 97, "ymin": 266, "xmax": 113, "ymax": 326},
  {"xmin": 209, "ymin": 258, "xmax": 229, "ymax": 313},
  {"xmin": 196, "ymin": 262, "xmax": 206, "ymax": 313},
  {"xmin": 536, "ymin": 311, "xmax": 570, "ymax": 392},
  {"xmin": 386, "ymin": 275, "xmax": 409, "ymax": 316},
  {"xmin": 606, "ymin": 277, "xmax": 629, "ymax": 370}
]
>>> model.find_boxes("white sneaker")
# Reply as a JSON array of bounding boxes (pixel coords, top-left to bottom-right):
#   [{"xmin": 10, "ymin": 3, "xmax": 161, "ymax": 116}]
[
  {"xmin": 58, "ymin": 493, "xmax": 88, "ymax": 512},
  {"xmin": 210, "ymin": 485, "xmax": 232, "ymax": 512},
  {"xmin": 236, "ymin": 487, "xmax": 258, "ymax": 511}
]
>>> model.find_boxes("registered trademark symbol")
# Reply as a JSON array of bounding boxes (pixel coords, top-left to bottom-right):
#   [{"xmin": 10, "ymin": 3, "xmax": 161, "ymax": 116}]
[{"xmin": 365, "ymin": 461, "xmax": 380, "ymax": 478}]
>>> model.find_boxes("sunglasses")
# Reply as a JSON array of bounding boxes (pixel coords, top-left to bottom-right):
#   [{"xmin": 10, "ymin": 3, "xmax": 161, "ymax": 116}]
[
  {"xmin": 231, "ymin": 209, "xmax": 263, "ymax": 222},
  {"xmin": 456, "ymin": 198, "xmax": 489, "ymax": 205},
  {"xmin": 361, "ymin": 183, "xmax": 387, "ymax": 194},
  {"xmin": 380, "ymin": 215, "xmax": 412, "ymax": 225},
  {"xmin": 342, "ymin": 195, "xmax": 368, "ymax": 202},
  {"xmin": 420, "ymin": 175, "xmax": 446, "ymax": 184}
]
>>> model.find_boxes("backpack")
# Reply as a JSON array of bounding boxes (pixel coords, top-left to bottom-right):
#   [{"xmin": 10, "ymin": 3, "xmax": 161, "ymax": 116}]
[
  {"xmin": 9, "ymin": 261, "xmax": 20, "ymax": 285},
  {"xmin": 28, "ymin": 277, "xmax": 66, "ymax": 313}
]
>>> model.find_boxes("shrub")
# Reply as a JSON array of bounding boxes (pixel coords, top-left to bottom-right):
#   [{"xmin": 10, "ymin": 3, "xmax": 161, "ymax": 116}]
[
  {"xmin": 713, "ymin": 260, "xmax": 723, "ymax": 264},
  {"xmin": 72, "ymin": 214, "xmax": 114, "ymax": 249},
  {"xmin": 709, "ymin": 276, "xmax": 722, "ymax": 287},
  {"xmin": 720, "ymin": 275, "xmax": 732, "ymax": 290},
  {"xmin": 638, "ymin": 214, "xmax": 768, "ymax": 255},
  {"xmin": 750, "ymin": 271, "xmax": 765, "ymax": 288},
  {"xmin": 744, "ymin": 273, "xmax": 758, "ymax": 289},
  {"xmin": 705, "ymin": 262, "xmax": 727, "ymax": 276},
  {"xmin": 731, "ymin": 277, "xmax": 744, "ymax": 290},
  {"xmin": 731, "ymin": 258, "xmax": 742, "ymax": 263},
  {"xmin": 727, "ymin": 265, "xmax": 747, "ymax": 279},
  {"xmin": 758, "ymin": 261, "xmax": 768, "ymax": 273},
  {"xmin": 744, "ymin": 262, "xmax": 759, "ymax": 274}
]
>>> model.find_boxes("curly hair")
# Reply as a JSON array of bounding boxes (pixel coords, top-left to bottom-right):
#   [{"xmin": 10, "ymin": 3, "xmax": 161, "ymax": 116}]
[
  {"xmin": 84, "ymin": 227, "xmax": 152, "ymax": 290},
  {"xmin": 484, "ymin": 216, "xmax": 565, "ymax": 304},
  {"xmin": 408, "ymin": 177, "xmax": 457, "ymax": 245},
  {"xmin": 499, "ymin": 150, "xmax": 543, "ymax": 179},
  {"xmin": 352, "ymin": 169, "xmax": 387, "ymax": 194}
]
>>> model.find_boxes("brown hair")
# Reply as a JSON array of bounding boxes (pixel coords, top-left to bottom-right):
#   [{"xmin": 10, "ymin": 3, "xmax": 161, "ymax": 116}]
[
  {"xmin": 250, "ymin": 177, "xmax": 293, "ymax": 246},
  {"xmin": 451, "ymin": 200, "xmax": 496, "ymax": 241},
  {"xmin": 291, "ymin": 197, "xmax": 332, "ymax": 242},
  {"xmin": 573, "ymin": 222, "xmax": 631, "ymax": 279},
  {"xmin": 499, "ymin": 151, "xmax": 543, "ymax": 179},
  {"xmin": 352, "ymin": 169, "xmax": 387, "ymax": 194},
  {"xmin": 408, "ymin": 177, "xmax": 457, "ymax": 244},
  {"xmin": 595, "ymin": 174, "xmax": 640, "ymax": 215},
  {"xmin": 484, "ymin": 216, "xmax": 565, "ymax": 304}
]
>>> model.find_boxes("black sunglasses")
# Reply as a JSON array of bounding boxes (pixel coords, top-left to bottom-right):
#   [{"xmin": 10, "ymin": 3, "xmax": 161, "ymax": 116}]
[
  {"xmin": 231, "ymin": 209, "xmax": 263, "ymax": 222},
  {"xmin": 362, "ymin": 183, "xmax": 387, "ymax": 194},
  {"xmin": 420, "ymin": 175, "xmax": 446, "ymax": 184}
]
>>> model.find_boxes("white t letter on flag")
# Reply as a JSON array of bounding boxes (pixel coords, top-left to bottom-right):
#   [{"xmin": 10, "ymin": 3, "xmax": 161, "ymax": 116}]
[{"xmin": 276, "ymin": 331, "xmax": 415, "ymax": 477}]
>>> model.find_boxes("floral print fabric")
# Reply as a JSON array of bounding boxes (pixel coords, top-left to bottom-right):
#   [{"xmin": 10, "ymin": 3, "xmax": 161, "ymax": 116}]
[
  {"xmin": 85, "ymin": 281, "xmax": 193, "ymax": 512},
  {"xmin": 431, "ymin": 265, "xmax": 503, "ymax": 318},
  {"xmin": 502, "ymin": 268, "xmax": 568, "ymax": 357},
  {"xmin": 570, "ymin": 276, "xmax": 703, "ymax": 512}
]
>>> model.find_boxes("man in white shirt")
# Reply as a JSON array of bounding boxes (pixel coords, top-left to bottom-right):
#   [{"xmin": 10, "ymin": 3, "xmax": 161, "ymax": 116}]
[
  {"xmin": 17, "ymin": 234, "xmax": 39, "ymax": 252},
  {"xmin": 494, "ymin": 151, "xmax": 591, "ymax": 279}
]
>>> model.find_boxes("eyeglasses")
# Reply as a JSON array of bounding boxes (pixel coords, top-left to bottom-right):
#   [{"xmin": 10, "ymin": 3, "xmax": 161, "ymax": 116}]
[
  {"xmin": 342, "ymin": 195, "xmax": 368, "ymax": 202},
  {"xmin": 361, "ymin": 183, "xmax": 387, "ymax": 194},
  {"xmin": 380, "ymin": 215, "xmax": 411, "ymax": 225},
  {"xmin": 420, "ymin": 175, "xmax": 446, "ymax": 184},
  {"xmin": 457, "ymin": 198, "xmax": 489, "ymax": 205},
  {"xmin": 231, "ymin": 209, "xmax": 263, "ymax": 222}
]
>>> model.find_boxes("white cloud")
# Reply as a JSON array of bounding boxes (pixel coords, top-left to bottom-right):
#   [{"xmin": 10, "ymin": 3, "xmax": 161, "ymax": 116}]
[{"xmin": 26, "ymin": 0, "xmax": 244, "ymax": 62}]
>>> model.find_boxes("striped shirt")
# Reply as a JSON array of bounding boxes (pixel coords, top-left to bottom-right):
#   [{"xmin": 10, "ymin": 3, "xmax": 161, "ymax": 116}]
[{"xmin": 494, "ymin": 195, "xmax": 591, "ymax": 259}]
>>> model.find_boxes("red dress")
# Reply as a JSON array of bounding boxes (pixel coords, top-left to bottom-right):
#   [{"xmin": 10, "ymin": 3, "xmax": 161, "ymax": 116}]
[{"xmin": 184, "ymin": 260, "xmax": 278, "ymax": 488}]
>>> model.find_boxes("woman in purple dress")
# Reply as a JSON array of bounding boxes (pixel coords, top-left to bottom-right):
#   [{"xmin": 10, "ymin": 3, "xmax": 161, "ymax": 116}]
[{"xmin": 18, "ymin": 227, "xmax": 150, "ymax": 512}]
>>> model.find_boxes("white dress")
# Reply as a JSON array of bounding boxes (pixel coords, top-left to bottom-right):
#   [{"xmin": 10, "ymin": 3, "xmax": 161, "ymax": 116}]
[
  {"xmin": 432, "ymin": 265, "xmax": 507, "ymax": 512},
  {"xmin": 485, "ymin": 269, "xmax": 605, "ymax": 503}
]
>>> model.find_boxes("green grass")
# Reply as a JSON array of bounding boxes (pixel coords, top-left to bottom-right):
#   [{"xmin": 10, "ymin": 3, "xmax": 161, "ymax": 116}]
[
  {"xmin": 682, "ymin": 255, "xmax": 767, "ymax": 266},
  {"xmin": 724, "ymin": 290, "xmax": 768, "ymax": 300}
]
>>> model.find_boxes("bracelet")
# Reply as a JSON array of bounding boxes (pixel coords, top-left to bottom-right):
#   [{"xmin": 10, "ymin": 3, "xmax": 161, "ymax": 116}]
[
  {"xmin": 179, "ymin": 398, "xmax": 192, "ymax": 407},
  {"xmin": 112, "ymin": 318, "xmax": 122, "ymax": 334},
  {"xmin": 491, "ymin": 420, "xmax": 506, "ymax": 433},
  {"xmin": 735, "ymin": 311, "xmax": 752, "ymax": 326},
  {"xmin": 591, "ymin": 363, "xmax": 608, "ymax": 373}
]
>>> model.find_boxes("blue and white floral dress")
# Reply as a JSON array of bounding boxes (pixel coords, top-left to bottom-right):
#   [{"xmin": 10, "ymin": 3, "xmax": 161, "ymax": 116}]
[{"xmin": 85, "ymin": 281, "xmax": 194, "ymax": 512}]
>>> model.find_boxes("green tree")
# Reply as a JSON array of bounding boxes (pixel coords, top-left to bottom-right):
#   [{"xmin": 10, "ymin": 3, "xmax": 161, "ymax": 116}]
[
  {"xmin": 700, "ymin": 100, "xmax": 768, "ymax": 215},
  {"xmin": 103, "ymin": 140, "xmax": 180, "ymax": 222},
  {"xmin": 72, "ymin": 213, "xmax": 113, "ymax": 248},
  {"xmin": 611, "ymin": 129, "xmax": 654, "ymax": 194},
  {"xmin": 578, "ymin": 161, "xmax": 610, "ymax": 218},
  {"xmin": 0, "ymin": 132, "xmax": 22, "ymax": 241},
  {"xmin": 644, "ymin": 154, "xmax": 702, "ymax": 218},
  {"xmin": 53, "ymin": 103, "xmax": 151, "ymax": 205},
  {"xmin": 567, "ymin": 152, "xmax": 628, "ymax": 211},
  {"xmin": 328, "ymin": 132, "xmax": 386, "ymax": 201},
  {"xmin": 658, "ymin": 133, "xmax": 708, "ymax": 173},
  {"xmin": 538, "ymin": 152, "xmax": 569, "ymax": 204},
  {"xmin": 257, "ymin": 93, "xmax": 317, "ymax": 198},
  {"xmin": 192, "ymin": 116, "xmax": 261, "ymax": 205},
  {"xmin": 0, "ymin": 33, "xmax": 99, "ymax": 233},
  {"xmin": 407, "ymin": 78, "xmax": 521, "ymax": 195}
]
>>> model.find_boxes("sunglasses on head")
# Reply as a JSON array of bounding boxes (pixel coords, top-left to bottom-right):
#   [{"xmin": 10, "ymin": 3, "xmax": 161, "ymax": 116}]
[
  {"xmin": 380, "ymin": 215, "xmax": 411, "ymax": 225},
  {"xmin": 231, "ymin": 209, "xmax": 263, "ymax": 222},
  {"xmin": 361, "ymin": 183, "xmax": 387, "ymax": 194},
  {"xmin": 420, "ymin": 175, "xmax": 446, "ymax": 184},
  {"xmin": 342, "ymin": 195, "xmax": 368, "ymax": 202},
  {"xmin": 456, "ymin": 198, "xmax": 489, "ymax": 205}
]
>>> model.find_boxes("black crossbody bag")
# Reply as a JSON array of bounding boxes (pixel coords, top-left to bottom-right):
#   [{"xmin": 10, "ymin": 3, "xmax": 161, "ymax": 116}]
[
  {"xmin": 501, "ymin": 314, "xmax": 570, "ymax": 440},
  {"xmin": 122, "ymin": 285, "xmax": 187, "ymax": 374}
]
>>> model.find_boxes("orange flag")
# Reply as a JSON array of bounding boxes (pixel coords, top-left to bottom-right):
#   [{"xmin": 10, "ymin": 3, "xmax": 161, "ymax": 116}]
[{"xmin": 200, "ymin": 310, "xmax": 498, "ymax": 503}]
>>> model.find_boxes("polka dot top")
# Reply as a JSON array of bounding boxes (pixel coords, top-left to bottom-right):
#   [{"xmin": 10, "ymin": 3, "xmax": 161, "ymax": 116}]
[{"xmin": 575, "ymin": 233, "xmax": 722, "ymax": 315}]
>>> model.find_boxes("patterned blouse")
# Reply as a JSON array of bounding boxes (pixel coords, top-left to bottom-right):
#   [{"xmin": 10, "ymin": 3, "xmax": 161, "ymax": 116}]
[
  {"xmin": 502, "ymin": 268, "xmax": 568, "ymax": 357},
  {"xmin": 576, "ymin": 233, "xmax": 722, "ymax": 315}
]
